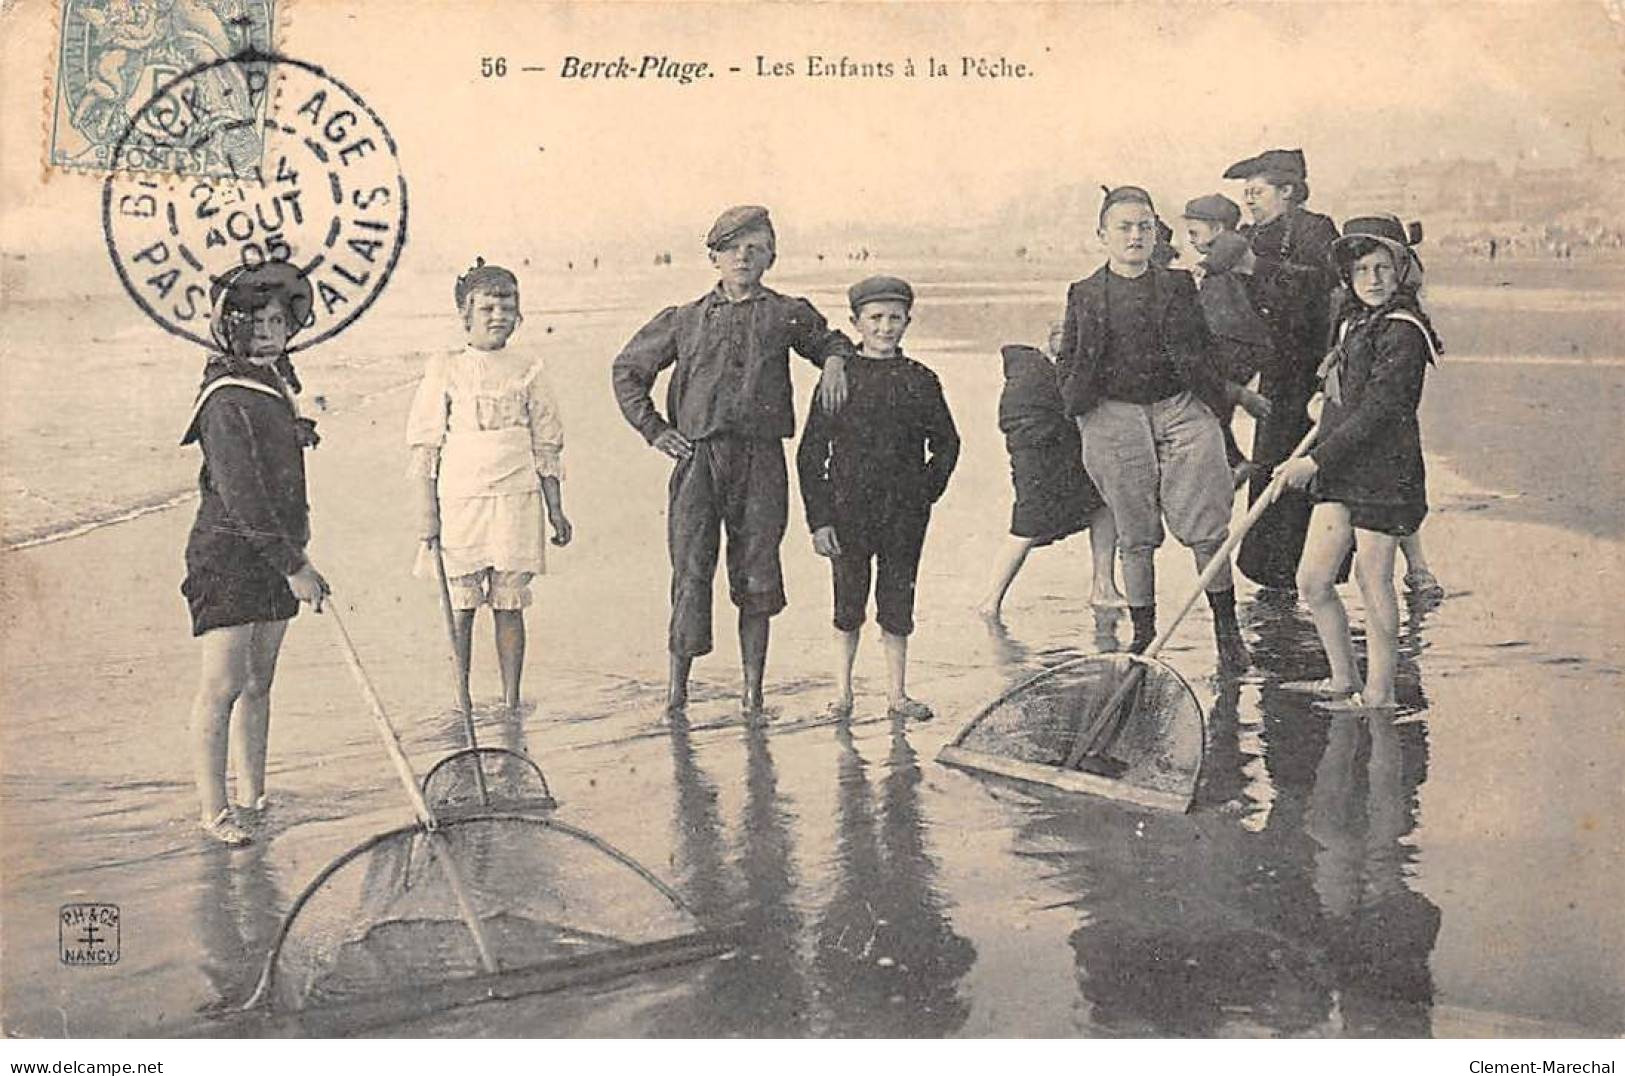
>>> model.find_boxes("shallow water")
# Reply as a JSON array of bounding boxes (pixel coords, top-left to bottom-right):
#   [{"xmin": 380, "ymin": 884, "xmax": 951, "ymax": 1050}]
[{"xmin": 1, "ymin": 262, "xmax": 1621, "ymax": 1037}]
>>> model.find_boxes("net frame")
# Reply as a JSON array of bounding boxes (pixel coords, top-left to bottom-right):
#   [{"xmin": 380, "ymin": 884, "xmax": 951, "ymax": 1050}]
[
  {"xmin": 243, "ymin": 812, "xmax": 718, "ymax": 1013},
  {"xmin": 938, "ymin": 653, "xmax": 1207, "ymax": 812},
  {"xmin": 421, "ymin": 746, "xmax": 557, "ymax": 812}
]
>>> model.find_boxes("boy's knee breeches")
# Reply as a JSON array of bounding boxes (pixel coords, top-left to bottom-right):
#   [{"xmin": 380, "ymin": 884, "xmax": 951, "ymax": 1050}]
[{"xmin": 1080, "ymin": 393, "xmax": 1232, "ymax": 554}]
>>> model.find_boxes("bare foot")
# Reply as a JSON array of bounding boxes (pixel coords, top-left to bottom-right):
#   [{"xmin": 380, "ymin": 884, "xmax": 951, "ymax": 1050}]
[
  {"xmin": 1090, "ymin": 591, "xmax": 1128, "ymax": 609},
  {"xmin": 974, "ymin": 600, "xmax": 1003, "ymax": 621}
]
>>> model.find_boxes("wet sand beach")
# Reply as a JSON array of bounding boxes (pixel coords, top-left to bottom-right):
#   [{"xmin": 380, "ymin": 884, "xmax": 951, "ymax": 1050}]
[{"xmin": 1, "ymin": 258, "xmax": 1621, "ymax": 1037}]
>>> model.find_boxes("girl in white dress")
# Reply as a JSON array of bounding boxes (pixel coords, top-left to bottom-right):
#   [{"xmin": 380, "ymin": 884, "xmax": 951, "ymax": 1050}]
[{"xmin": 407, "ymin": 260, "xmax": 572, "ymax": 711}]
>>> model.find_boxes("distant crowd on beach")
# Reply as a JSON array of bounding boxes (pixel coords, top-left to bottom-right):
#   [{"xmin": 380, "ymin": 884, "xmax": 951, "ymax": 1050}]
[{"xmin": 173, "ymin": 145, "xmax": 1452, "ymax": 846}]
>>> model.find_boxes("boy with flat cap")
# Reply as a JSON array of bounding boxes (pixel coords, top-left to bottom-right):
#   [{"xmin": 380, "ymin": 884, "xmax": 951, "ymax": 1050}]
[
  {"xmin": 613, "ymin": 205, "xmax": 853, "ymax": 720},
  {"xmin": 796, "ymin": 275, "xmax": 958, "ymax": 722},
  {"xmin": 1055, "ymin": 186, "xmax": 1248, "ymax": 669}
]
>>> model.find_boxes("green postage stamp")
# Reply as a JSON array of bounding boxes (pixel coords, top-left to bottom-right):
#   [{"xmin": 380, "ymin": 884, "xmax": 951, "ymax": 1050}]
[{"xmin": 49, "ymin": 0, "xmax": 278, "ymax": 174}]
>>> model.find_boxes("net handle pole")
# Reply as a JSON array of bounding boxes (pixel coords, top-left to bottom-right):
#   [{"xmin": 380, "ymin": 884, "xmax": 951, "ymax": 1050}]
[
  {"xmin": 1141, "ymin": 417, "xmax": 1321, "ymax": 662},
  {"xmin": 428, "ymin": 536, "xmax": 489, "ymax": 806},
  {"xmin": 324, "ymin": 603, "xmax": 500, "ymax": 976}
]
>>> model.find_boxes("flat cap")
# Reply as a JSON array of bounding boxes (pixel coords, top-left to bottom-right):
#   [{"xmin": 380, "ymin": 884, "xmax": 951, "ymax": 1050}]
[
  {"xmin": 706, "ymin": 205, "xmax": 774, "ymax": 250},
  {"xmin": 848, "ymin": 275, "xmax": 914, "ymax": 311},
  {"xmin": 1182, "ymin": 193, "xmax": 1242, "ymax": 228},
  {"xmin": 1223, "ymin": 148, "xmax": 1307, "ymax": 181}
]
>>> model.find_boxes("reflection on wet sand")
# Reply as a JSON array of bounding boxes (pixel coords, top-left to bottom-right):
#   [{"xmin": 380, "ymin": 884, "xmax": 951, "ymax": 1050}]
[
  {"xmin": 1308, "ymin": 711, "xmax": 1439, "ymax": 1036},
  {"xmin": 655, "ymin": 721, "xmax": 810, "ymax": 1035},
  {"xmin": 995, "ymin": 585, "xmax": 1445, "ymax": 1036},
  {"xmin": 194, "ymin": 844, "xmax": 282, "ymax": 1013},
  {"xmin": 814, "ymin": 723, "xmax": 974, "ymax": 1036}
]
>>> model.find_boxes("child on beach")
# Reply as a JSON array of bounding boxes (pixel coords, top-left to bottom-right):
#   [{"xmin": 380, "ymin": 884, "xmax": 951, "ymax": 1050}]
[
  {"xmin": 976, "ymin": 320, "xmax": 1124, "ymax": 619},
  {"xmin": 612, "ymin": 206, "xmax": 852, "ymax": 720},
  {"xmin": 1279, "ymin": 215, "xmax": 1441, "ymax": 710},
  {"xmin": 1182, "ymin": 194, "xmax": 1275, "ymax": 485},
  {"xmin": 180, "ymin": 262, "xmax": 329, "ymax": 846},
  {"xmin": 408, "ymin": 259, "xmax": 572, "ymax": 713},
  {"xmin": 796, "ymin": 276, "xmax": 959, "ymax": 722}
]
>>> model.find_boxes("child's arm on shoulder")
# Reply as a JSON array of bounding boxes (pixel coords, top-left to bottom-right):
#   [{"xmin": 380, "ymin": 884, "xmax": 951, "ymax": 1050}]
[{"xmin": 785, "ymin": 296, "xmax": 853, "ymax": 412}]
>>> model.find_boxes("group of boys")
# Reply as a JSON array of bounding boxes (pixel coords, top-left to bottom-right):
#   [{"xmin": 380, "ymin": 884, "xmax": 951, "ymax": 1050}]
[
  {"xmin": 612, "ymin": 205, "xmax": 957, "ymax": 723},
  {"xmin": 612, "ymin": 183, "xmax": 1297, "ymax": 721}
]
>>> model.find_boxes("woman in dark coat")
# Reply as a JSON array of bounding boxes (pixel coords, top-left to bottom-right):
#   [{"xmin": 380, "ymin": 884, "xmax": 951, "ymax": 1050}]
[
  {"xmin": 181, "ymin": 262, "xmax": 329, "ymax": 845},
  {"xmin": 1223, "ymin": 149, "xmax": 1342, "ymax": 590},
  {"xmin": 976, "ymin": 323, "xmax": 1124, "ymax": 618}
]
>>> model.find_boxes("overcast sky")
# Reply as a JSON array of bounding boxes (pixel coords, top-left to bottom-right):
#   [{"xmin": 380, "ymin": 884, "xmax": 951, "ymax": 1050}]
[{"xmin": 4, "ymin": 0, "xmax": 1622, "ymax": 267}]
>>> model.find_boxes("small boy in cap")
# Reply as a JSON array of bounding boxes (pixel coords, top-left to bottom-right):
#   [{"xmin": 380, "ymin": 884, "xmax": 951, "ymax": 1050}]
[
  {"xmin": 796, "ymin": 275, "xmax": 959, "ymax": 722},
  {"xmin": 1181, "ymin": 194, "xmax": 1275, "ymax": 484},
  {"xmin": 613, "ymin": 205, "xmax": 853, "ymax": 720},
  {"xmin": 1181, "ymin": 193, "xmax": 1242, "ymax": 260}
]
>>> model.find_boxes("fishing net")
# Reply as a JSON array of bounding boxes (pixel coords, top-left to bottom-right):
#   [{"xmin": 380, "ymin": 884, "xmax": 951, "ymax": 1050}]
[
  {"xmin": 255, "ymin": 814, "xmax": 708, "ymax": 1012},
  {"xmin": 421, "ymin": 747, "xmax": 556, "ymax": 813},
  {"xmin": 941, "ymin": 654, "xmax": 1205, "ymax": 809}
]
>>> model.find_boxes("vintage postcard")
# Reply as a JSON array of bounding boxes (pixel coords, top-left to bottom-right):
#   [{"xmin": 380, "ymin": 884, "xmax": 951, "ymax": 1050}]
[{"xmin": 1, "ymin": 0, "xmax": 1622, "ymax": 1052}]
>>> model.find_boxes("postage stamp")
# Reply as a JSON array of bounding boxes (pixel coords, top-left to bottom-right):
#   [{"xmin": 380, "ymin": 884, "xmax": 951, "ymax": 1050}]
[
  {"xmin": 49, "ymin": 0, "xmax": 279, "ymax": 174},
  {"xmin": 100, "ymin": 51, "xmax": 409, "ymax": 351}
]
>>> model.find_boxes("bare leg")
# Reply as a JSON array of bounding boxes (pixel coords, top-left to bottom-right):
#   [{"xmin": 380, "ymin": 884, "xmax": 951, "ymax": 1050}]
[
  {"xmin": 190, "ymin": 624, "xmax": 253, "ymax": 822},
  {"xmin": 666, "ymin": 653, "xmax": 692, "ymax": 717},
  {"xmin": 1088, "ymin": 505, "xmax": 1125, "ymax": 606},
  {"xmin": 452, "ymin": 609, "xmax": 476, "ymax": 702},
  {"xmin": 975, "ymin": 535, "xmax": 1034, "ymax": 618},
  {"xmin": 1353, "ymin": 529, "xmax": 1401, "ymax": 705},
  {"xmin": 1398, "ymin": 531, "xmax": 1429, "ymax": 575},
  {"xmin": 881, "ymin": 630, "xmax": 911, "ymax": 704},
  {"xmin": 229, "ymin": 618, "xmax": 289, "ymax": 809},
  {"xmin": 739, "ymin": 610, "xmax": 769, "ymax": 714},
  {"xmin": 1296, "ymin": 503, "xmax": 1362, "ymax": 693},
  {"xmin": 832, "ymin": 628, "xmax": 860, "ymax": 711},
  {"xmin": 494, "ymin": 609, "xmax": 526, "ymax": 712}
]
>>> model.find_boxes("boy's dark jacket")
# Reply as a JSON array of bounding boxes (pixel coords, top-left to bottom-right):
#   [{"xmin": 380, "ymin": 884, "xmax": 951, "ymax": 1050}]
[
  {"xmin": 796, "ymin": 353, "xmax": 959, "ymax": 533},
  {"xmin": 1054, "ymin": 264, "xmax": 1228, "ymax": 420}
]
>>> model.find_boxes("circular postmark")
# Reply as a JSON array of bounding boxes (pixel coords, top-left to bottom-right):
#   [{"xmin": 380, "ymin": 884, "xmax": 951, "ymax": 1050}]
[{"xmin": 102, "ymin": 49, "xmax": 407, "ymax": 352}]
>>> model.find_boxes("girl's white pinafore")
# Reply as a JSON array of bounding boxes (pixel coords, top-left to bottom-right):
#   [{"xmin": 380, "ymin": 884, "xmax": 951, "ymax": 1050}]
[{"xmin": 406, "ymin": 347, "xmax": 564, "ymax": 579}]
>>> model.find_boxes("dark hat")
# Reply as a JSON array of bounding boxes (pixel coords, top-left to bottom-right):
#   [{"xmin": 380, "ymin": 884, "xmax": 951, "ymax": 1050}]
[
  {"xmin": 1182, "ymin": 193, "xmax": 1242, "ymax": 228},
  {"xmin": 1201, "ymin": 230, "xmax": 1252, "ymax": 275},
  {"xmin": 706, "ymin": 205, "xmax": 775, "ymax": 250},
  {"xmin": 1331, "ymin": 214, "xmax": 1425, "ymax": 278},
  {"xmin": 1223, "ymin": 148, "xmax": 1307, "ymax": 181},
  {"xmin": 209, "ymin": 261, "xmax": 314, "ymax": 329},
  {"xmin": 1099, "ymin": 184, "xmax": 1156, "ymax": 223},
  {"xmin": 208, "ymin": 262, "xmax": 315, "ymax": 353},
  {"xmin": 1332, "ymin": 214, "xmax": 1423, "ymax": 266},
  {"xmin": 848, "ymin": 275, "xmax": 914, "ymax": 312},
  {"xmin": 454, "ymin": 257, "xmax": 519, "ymax": 310}
]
